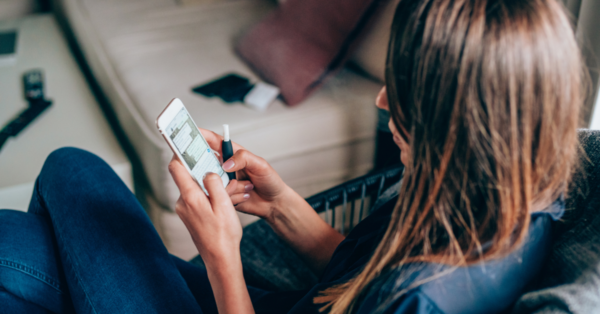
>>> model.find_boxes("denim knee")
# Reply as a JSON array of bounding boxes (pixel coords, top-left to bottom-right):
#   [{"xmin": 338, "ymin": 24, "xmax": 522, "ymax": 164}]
[
  {"xmin": 30, "ymin": 147, "xmax": 112, "ymax": 215},
  {"xmin": 44, "ymin": 147, "xmax": 103, "ymax": 170},
  {"xmin": 40, "ymin": 147, "xmax": 112, "ymax": 183}
]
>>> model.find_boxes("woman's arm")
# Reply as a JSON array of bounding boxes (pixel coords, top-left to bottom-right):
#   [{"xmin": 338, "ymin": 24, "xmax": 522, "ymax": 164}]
[
  {"xmin": 250, "ymin": 184, "xmax": 345, "ymax": 275},
  {"xmin": 204, "ymin": 253, "xmax": 252, "ymax": 314},
  {"xmin": 199, "ymin": 129, "xmax": 345, "ymax": 275},
  {"xmin": 169, "ymin": 158, "xmax": 254, "ymax": 314}
]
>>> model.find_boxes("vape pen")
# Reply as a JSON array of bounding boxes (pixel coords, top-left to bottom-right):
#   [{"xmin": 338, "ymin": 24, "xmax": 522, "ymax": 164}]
[{"xmin": 222, "ymin": 124, "xmax": 236, "ymax": 180}]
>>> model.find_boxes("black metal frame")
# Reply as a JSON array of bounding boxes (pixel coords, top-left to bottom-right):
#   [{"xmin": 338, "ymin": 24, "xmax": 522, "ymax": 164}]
[{"xmin": 305, "ymin": 164, "xmax": 404, "ymax": 234}]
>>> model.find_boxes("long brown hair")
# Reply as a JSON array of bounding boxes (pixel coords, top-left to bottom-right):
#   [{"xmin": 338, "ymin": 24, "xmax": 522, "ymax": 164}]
[{"xmin": 315, "ymin": 0, "xmax": 584, "ymax": 312}]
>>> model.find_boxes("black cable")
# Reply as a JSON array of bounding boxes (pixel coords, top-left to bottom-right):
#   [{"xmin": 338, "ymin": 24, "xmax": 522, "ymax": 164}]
[
  {"xmin": 0, "ymin": 70, "xmax": 52, "ymax": 153},
  {"xmin": 0, "ymin": 133, "xmax": 9, "ymax": 150}
]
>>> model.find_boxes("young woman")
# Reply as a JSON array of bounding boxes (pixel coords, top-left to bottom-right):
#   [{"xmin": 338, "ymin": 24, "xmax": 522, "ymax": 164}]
[{"xmin": 0, "ymin": 0, "xmax": 584, "ymax": 313}]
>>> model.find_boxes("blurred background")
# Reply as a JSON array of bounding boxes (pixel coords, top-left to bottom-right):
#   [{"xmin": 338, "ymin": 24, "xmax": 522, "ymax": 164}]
[{"xmin": 1, "ymin": 0, "xmax": 599, "ymax": 261}]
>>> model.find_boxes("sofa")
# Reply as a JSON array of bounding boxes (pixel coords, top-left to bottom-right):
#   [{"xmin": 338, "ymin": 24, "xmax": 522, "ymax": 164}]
[{"xmin": 51, "ymin": 0, "xmax": 399, "ymax": 217}]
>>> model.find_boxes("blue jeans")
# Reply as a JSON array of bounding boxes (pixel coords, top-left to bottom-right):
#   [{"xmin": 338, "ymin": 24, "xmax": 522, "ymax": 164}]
[{"xmin": 0, "ymin": 147, "xmax": 276, "ymax": 313}]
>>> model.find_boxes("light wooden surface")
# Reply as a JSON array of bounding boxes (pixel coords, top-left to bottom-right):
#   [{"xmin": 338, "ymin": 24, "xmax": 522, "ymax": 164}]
[{"xmin": 0, "ymin": 14, "xmax": 132, "ymax": 211}]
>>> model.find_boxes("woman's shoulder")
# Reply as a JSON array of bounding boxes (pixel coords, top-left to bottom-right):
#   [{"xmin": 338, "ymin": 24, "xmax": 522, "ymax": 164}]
[
  {"xmin": 355, "ymin": 199, "xmax": 564, "ymax": 314},
  {"xmin": 356, "ymin": 288, "xmax": 445, "ymax": 314}
]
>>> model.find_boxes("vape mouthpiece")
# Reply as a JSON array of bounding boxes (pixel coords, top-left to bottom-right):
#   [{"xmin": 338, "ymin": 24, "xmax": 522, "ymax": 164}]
[{"xmin": 223, "ymin": 124, "xmax": 230, "ymax": 142}]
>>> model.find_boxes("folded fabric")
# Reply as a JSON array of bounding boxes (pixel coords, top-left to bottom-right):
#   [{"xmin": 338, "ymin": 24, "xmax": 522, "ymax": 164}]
[
  {"xmin": 512, "ymin": 268, "xmax": 600, "ymax": 314},
  {"xmin": 511, "ymin": 130, "xmax": 600, "ymax": 314},
  {"xmin": 236, "ymin": 0, "xmax": 383, "ymax": 106}
]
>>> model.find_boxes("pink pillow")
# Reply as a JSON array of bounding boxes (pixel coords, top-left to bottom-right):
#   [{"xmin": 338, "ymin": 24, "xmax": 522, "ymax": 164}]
[{"xmin": 236, "ymin": 0, "xmax": 381, "ymax": 106}]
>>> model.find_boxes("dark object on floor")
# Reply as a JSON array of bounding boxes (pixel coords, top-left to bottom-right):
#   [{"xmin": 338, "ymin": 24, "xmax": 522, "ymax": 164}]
[
  {"xmin": 192, "ymin": 73, "xmax": 253, "ymax": 103},
  {"xmin": 0, "ymin": 70, "xmax": 52, "ymax": 151}
]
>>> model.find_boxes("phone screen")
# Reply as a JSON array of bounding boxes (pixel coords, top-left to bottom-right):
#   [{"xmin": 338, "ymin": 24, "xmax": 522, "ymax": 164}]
[{"xmin": 164, "ymin": 108, "xmax": 225, "ymax": 182}]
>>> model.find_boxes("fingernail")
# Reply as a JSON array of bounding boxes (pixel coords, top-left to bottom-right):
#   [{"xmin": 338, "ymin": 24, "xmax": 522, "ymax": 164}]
[
  {"xmin": 223, "ymin": 160, "xmax": 235, "ymax": 171},
  {"xmin": 202, "ymin": 172, "xmax": 213, "ymax": 180},
  {"xmin": 243, "ymin": 193, "xmax": 250, "ymax": 199},
  {"xmin": 244, "ymin": 184, "xmax": 254, "ymax": 192}
]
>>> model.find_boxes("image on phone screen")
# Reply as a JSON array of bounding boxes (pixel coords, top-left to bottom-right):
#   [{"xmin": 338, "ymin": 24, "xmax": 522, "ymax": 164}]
[{"xmin": 164, "ymin": 108, "xmax": 225, "ymax": 182}]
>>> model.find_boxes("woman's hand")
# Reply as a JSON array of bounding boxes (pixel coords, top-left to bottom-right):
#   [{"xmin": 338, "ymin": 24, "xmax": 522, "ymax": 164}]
[
  {"xmin": 199, "ymin": 128, "xmax": 345, "ymax": 275},
  {"xmin": 169, "ymin": 156, "xmax": 255, "ymax": 314},
  {"xmin": 199, "ymin": 129, "xmax": 292, "ymax": 220},
  {"xmin": 168, "ymin": 156, "xmax": 243, "ymax": 264}
]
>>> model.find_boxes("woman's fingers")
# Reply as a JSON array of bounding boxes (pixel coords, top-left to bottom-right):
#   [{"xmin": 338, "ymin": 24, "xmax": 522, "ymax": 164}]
[
  {"xmin": 174, "ymin": 197, "xmax": 189, "ymax": 218},
  {"xmin": 230, "ymin": 193, "xmax": 251, "ymax": 205},
  {"xmin": 168, "ymin": 156, "xmax": 209, "ymax": 209},
  {"xmin": 225, "ymin": 180, "xmax": 254, "ymax": 196},
  {"xmin": 233, "ymin": 170, "xmax": 250, "ymax": 181},
  {"xmin": 203, "ymin": 173, "xmax": 234, "ymax": 210}
]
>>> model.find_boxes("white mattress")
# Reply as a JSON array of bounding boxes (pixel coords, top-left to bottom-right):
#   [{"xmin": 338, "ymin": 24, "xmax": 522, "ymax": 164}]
[{"xmin": 55, "ymin": 0, "xmax": 381, "ymax": 208}]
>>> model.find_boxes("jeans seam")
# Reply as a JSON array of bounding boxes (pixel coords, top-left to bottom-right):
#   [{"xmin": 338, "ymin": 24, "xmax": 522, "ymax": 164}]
[
  {"xmin": 52, "ymin": 213, "xmax": 100, "ymax": 314},
  {"xmin": 36, "ymin": 174, "xmax": 100, "ymax": 314},
  {"xmin": 0, "ymin": 259, "xmax": 63, "ymax": 293}
]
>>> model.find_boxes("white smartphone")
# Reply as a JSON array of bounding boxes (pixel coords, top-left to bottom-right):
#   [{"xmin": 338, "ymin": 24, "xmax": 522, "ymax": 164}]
[{"xmin": 156, "ymin": 98, "xmax": 229, "ymax": 194}]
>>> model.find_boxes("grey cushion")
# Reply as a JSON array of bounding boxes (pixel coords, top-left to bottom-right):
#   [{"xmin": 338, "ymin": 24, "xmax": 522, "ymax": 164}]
[
  {"xmin": 513, "ymin": 130, "xmax": 600, "ymax": 313},
  {"xmin": 190, "ymin": 219, "xmax": 318, "ymax": 291}
]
